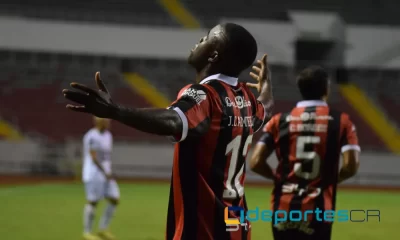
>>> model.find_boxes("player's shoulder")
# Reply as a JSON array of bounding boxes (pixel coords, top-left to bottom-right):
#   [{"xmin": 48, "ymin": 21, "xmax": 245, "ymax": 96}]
[
  {"xmin": 176, "ymin": 83, "xmax": 213, "ymax": 105},
  {"xmin": 84, "ymin": 128, "xmax": 97, "ymax": 139},
  {"xmin": 180, "ymin": 83, "xmax": 208, "ymax": 94},
  {"xmin": 262, "ymin": 113, "xmax": 282, "ymax": 132},
  {"xmin": 105, "ymin": 130, "xmax": 113, "ymax": 138},
  {"xmin": 323, "ymin": 107, "xmax": 351, "ymax": 123},
  {"xmin": 238, "ymin": 82, "xmax": 255, "ymax": 94},
  {"xmin": 270, "ymin": 113, "xmax": 283, "ymax": 122}
]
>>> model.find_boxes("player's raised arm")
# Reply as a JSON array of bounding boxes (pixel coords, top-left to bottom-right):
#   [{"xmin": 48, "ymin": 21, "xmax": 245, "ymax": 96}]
[
  {"xmin": 338, "ymin": 114, "xmax": 361, "ymax": 183},
  {"xmin": 249, "ymin": 115, "xmax": 278, "ymax": 180},
  {"xmin": 247, "ymin": 54, "xmax": 274, "ymax": 120},
  {"xmin": 62, "ymin": 72, "xmax": 184, "ymax": 137}
]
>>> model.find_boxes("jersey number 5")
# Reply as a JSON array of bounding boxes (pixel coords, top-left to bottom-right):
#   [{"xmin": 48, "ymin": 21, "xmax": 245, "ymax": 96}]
[
  {"xmin": 224, "ymin": 134, "xmax": 253, "ymax": 199},
  {"xmin": 294, "ymin": 136, "xmax": 321, "ymax": 180}
]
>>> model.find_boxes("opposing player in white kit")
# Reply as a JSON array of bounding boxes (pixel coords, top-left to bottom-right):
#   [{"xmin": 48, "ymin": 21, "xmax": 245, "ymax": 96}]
[{"xmin": 82, "ymin": 117, "xmax": 119, "ymax": 240}]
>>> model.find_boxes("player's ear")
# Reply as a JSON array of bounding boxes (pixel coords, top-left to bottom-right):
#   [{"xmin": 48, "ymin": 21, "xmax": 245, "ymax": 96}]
[{"xmin": 208, "ymin": 51, "xmax": 219, "ymax": 63}]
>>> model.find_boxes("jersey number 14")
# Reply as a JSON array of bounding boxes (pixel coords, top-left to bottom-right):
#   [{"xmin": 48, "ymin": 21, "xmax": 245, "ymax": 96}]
[{"xmin": 223, "ymin": 134, "xmax": 253, "ymax": 199}]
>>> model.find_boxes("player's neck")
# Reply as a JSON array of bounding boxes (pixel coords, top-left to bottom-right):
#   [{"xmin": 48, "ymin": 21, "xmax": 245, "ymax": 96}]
[
  {"xmin": 195, "ymin": 71, "xmax": 211, "ymax": 83},
  {"xmin": 96, "ymin": 127, "xmax": 105, "ymax": 133},
  {"xmin": 195, "ymin": 69, "xmax": 238, "ymax": 83}
]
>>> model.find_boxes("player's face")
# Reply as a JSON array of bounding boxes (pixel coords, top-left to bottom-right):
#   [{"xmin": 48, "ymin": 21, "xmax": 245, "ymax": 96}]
[
  {"xmin": 188, "ymin": 25, "xmax": 223, "ymax": 72},
  {"xmin": 95, "ymin": 117, "xmax": 110, "ymax": 131}
]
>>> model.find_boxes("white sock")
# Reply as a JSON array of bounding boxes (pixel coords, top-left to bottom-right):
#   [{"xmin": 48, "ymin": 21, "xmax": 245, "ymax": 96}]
[
  {"xmin": 99, "ymin": 203, "xmax": 117, "ymax": 230},
  {"xmin": 83, "ymin": 204, "xmax": 95, "ymax": 234}
]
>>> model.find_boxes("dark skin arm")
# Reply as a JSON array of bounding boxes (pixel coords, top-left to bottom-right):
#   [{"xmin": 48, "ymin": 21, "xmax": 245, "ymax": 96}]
[
  {"xmin": 112, "ymin": 107, "xmax": 182, "ymax": 136},
  {"xmin": 247, "ymin": 54, "xmax": 274, "ymax": 118},
  {"xmin": 249, "ymin": 142, "xmax": 275, "ymax": 180},
  {"xmin": 62, "ymin": 72, "xmax": 182, "ymax": 136},
  {"xmin": 338, "ymin": 150, "xmax": 360, "ymax": 183}
]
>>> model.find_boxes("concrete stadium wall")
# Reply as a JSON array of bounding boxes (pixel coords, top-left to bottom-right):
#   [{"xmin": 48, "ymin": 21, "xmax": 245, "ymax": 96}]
[
  {"xmin": 0, "ymin": 140, "xmax": 399, "ymax": 187},
  {"xmin": 3, "ymin": 16, "xmax": 400, "ymax": 67}
]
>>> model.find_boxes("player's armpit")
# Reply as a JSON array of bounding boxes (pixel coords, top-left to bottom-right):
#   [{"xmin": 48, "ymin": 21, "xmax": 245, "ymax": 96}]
[
  {"xmin": 250, "ymin": 140, "xmax": 275, "ymax": 180},
  {"xmin": 338, "ymin": 149, "xmax": 360, "ymax": 183},
  {"xmin": 167, "ymin": 84, "xmax": 212, "ymax": 142}
]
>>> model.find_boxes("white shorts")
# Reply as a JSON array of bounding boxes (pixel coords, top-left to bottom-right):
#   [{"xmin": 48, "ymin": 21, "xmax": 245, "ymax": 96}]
[{"xmin": 84, "ymin": 180, "xmax": 120, "ymax": 202}]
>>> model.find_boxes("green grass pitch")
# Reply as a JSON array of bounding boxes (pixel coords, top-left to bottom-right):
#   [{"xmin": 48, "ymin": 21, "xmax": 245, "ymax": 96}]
[{"xmin": 0, "ymin": 182, "xmax": 399, "ymax": 240}]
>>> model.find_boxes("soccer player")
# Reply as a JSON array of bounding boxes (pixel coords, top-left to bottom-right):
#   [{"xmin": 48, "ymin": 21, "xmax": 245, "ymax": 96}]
[
  {"xmin": 249, "ymin": 66, "xmax": 360, "ymax": 240},
  {"xmin": 62, "ymin": 23, "xmax": 274, "ymax": 240},
  {"xmin": 82, "ymin": 117, "xmax": 119, "ymax": 240}
]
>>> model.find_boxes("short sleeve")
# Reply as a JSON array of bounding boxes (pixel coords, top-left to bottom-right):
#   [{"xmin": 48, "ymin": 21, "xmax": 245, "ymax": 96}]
[
  {"xmin": 88, "ymin": 137, "xmax": 100, "ymax": 151},
  {"xmin": 257, "ymin": 114, "xmax": 279, "ymax": 149},
  {"xmin": 340, "ymin": 114, "xmax": 361, "ymax": 153},
  {"xmin": 167, "ymin": 84, "xmax": 212, "ymax": 142}
]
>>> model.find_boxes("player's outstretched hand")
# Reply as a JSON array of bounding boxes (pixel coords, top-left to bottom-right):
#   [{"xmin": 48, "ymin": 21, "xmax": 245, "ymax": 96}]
[
  {"xmin": 247, "ymin": 54, "xmax": 270, "ymax": 93},
  {"xmin": 62, "ymin": 72, "xmax": 116, "ymax": 118}
]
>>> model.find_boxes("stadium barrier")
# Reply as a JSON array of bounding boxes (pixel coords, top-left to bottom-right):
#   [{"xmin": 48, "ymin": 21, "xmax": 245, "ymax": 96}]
[{"xmin": 0, "ymin": 140, "xmax": 399, "ymax": 187}]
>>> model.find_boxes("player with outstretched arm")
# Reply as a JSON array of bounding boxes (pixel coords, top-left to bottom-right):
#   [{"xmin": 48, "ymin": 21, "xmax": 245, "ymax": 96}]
[{"xmin": 63, "ymin": 23, "xmax": 274, "ymax": 240}]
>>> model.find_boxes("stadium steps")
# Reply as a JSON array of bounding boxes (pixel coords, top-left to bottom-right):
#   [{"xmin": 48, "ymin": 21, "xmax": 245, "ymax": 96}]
[
  {"xmin": 122, "ymin": 73, "xmax": 170, "ymax": 108},
  {"xmin": 0, "ymin": 119, "xmax": 24, "ymax": 141},
  {"xmin": 0, "ymin": 78, "xmax": 166, "ymax": 143},
  {"xmin": 0, "ymin": 1, "xmax": 178, "ymax": 27},
  {"xmin": 339, "ymin": 83, "xmax": 400, "ymax": 154},
  {"xmin": 159, "ymin": 0, "xmax": 201, "ymax": 28},
  {"xmin": 378, "ymin": 96, "xmax": 400, "ymax": 126}
]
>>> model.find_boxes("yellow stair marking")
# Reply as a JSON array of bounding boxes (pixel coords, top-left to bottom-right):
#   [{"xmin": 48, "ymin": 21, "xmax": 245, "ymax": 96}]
[
  {"xmin": 339, "ymin": 83, "xmax": 400, "ymax": 154},
  {"xmin": 159, "ymin": 0, "xmax": 201, "ymax": 29},
  {"xmin": 123, "ymin": 73, "xmax": 171, "ymax": 108},
  {"xmin": 0, "ymin": 120, "xmax": 23, "ymax": 141}
]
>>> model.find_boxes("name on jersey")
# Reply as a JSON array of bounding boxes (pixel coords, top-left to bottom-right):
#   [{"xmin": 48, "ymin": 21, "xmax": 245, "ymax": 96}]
[
  {"xmin": 225, "ymin": 96, "xmax": 251, "ymax": 109},
  {"xmin": 228, "ymin": 116, "xmax": 253, "ymax": 127},
  {"xmin": 290, "ymin": 124, "xmax": 327, "ymax": 133},
  {"xmin": 286, "ymin": 112, "xmax": 333, "ymax": 122},
  {"xmin": 181, "ymin": 88, "xmax": 207, "ymax": 105}
]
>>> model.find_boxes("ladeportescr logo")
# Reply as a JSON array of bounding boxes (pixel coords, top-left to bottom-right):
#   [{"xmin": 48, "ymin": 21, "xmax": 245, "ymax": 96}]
[{"xmin": 224, "ymin": 207, "xmax": 380, "ymax": 232}]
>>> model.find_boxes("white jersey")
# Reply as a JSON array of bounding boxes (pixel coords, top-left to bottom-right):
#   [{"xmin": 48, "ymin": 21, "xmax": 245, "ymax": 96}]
[{"xmin": 82, "ymin": 128, "xmax": 113, "ymax": 182}]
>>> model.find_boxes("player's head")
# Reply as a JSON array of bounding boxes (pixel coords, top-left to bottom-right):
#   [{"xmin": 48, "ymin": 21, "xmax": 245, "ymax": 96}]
[
  {"xmin": 188, "ymin": 23, "xmax": 258, "ymax": 77},
  {"xmin": 296, "ymin": 66, "xmax": 330, "ymax": 101},
  {"xmin": 93, "ymin": 117, "xmax": 110, "ymax": 131}
]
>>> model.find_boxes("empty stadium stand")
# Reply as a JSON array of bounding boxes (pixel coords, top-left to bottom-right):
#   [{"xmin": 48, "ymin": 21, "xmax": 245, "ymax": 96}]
[
  {"xmin": 182, "ymin": 0, "xmax": 400, "ymax": 27},
  {"xmin": 0, "ymin": 51, "xmax": 394, "ymax": 152},
  {"xmin": 349, "ymin": 68, "xmax": 400, "ymax": 126},
  {"xmin": 0, "ymin": 1, "xmax": 178, "ymax": 27},
  {"xmin": 0, "ymin": 63, "xmax": 166, "ymax": 143},
  {"xmin": 4, "ymin": 0, "xmax": 400, "ymax": 27}
]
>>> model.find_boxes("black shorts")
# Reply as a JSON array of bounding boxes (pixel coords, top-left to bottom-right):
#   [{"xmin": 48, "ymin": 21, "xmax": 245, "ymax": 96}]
[{"xmin": 272, "ymin": 221, "xmax": 332, "ymax": 240}]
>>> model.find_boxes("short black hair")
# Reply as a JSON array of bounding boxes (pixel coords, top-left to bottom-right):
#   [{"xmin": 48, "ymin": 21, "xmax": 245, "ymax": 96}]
[
  {"xmin": 296, "ymin": 66, "xmax": 329, "ymax": 100},
  {"xmin": 222, "ymin": 23, "xmax": 258, "ymax": 74}
]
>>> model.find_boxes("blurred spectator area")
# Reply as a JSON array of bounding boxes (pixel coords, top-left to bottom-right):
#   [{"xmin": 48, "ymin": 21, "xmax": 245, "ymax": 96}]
[
  {"xmin": 0, "ymin": 1, "xmax": 178, "ymax": 27},
  {"xmin": 0, "ymin": 50, "xmax": 398, "ymax": 152},
  {"xmin": 2, "ymin": 0, "xmax": 400, "ymax": 27}
]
